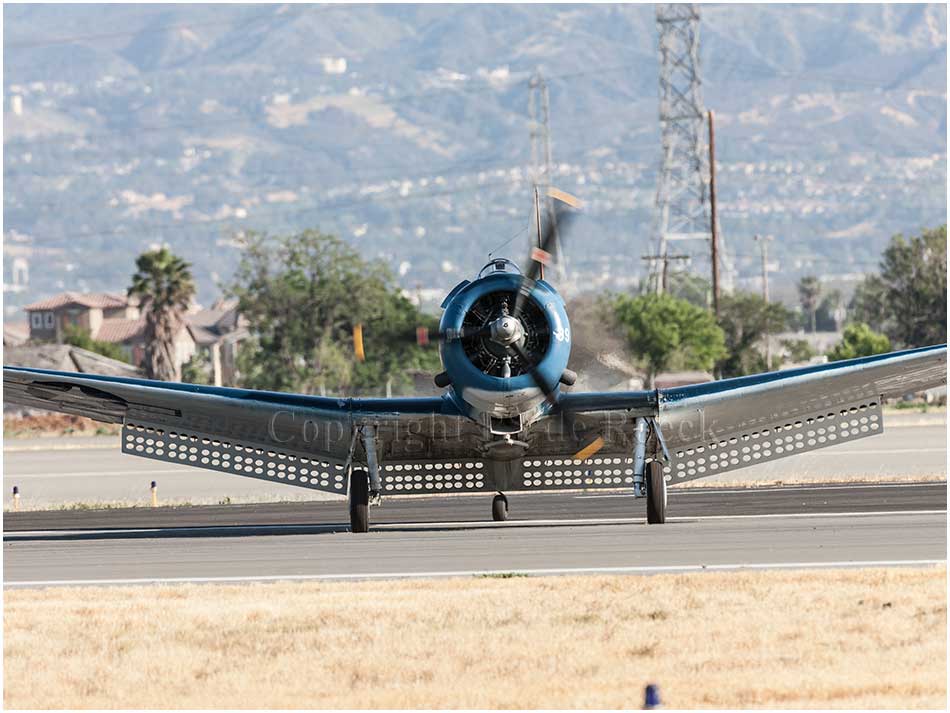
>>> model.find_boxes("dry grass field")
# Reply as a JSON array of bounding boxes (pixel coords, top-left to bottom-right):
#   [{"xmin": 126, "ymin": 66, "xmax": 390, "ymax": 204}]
[{"xmin": 4, "ymin": 566, "xmax": 946, "ymax": 709}]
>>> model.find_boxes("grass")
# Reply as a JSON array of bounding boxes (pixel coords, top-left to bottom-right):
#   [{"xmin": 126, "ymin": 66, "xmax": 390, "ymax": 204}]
[{"xmin": 4, "ymin": 566, "xmax": 945, "ymax": 709}]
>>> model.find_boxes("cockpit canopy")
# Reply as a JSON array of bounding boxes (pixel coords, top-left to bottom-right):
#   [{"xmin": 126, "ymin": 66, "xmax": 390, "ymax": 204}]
[{"xmin": 477, "ymin": 258, "xmax": 522, "ymax": 279}]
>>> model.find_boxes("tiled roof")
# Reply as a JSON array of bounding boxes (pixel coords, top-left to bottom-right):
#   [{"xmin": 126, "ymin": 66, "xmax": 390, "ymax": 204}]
[
  {"xmin": 23, "ymin": 292, "xmax": 129, "ymax": 311},
  {"xmin": 186, "ymin": 302, "xmax": 239, "ymax": 332},
  {"xmin": 187, "ymin": 323, "xmax": 219, "ymax": 346},
  {"xmin": 95, "ymin": 317, "xmax": 146, "ymax": 343}
]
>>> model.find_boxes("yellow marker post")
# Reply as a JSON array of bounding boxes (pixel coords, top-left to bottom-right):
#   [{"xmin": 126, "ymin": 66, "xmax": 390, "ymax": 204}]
[
  {"xmin": 12, "ymin": 486, "xmax": 20, "ymax": 512},
  {"xmin": 353, "ymin": 323, "xmax": 365, "ymax": 362},
  {"xmin": 150, "ymin": 481, "xmax": 158, "ymax": 507},
  {"xmin": 573, "ymin": 436, "xmax": 605, "ymax": 463}
]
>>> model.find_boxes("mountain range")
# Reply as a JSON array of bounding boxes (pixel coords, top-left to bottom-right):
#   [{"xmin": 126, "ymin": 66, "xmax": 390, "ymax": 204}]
[{"xmin": 3, "ymin": 3, "xmax": 947, "ymax": 315}]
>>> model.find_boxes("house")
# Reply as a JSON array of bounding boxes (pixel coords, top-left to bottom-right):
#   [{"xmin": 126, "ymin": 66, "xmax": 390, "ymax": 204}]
[
  {"xmin": 184, "ymin": 299, "xmax": 248, "ymax": 386},
  {"xmin": 21, "ymin": 291, "xmax": 196, "ymax": 377},
  {"xmin": 23, "ymin": 292, "xmax": 139, "ymax": 343}
]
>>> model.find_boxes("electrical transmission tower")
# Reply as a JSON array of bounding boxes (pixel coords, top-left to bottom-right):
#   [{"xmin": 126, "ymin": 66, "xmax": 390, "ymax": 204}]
[
  {"xmin": 650, "ymin": 4, "xmax": 729, "ymax": 301},
  {"xmin": 528, "ymin": 71, "xmax": 566, "ymax": 282}
]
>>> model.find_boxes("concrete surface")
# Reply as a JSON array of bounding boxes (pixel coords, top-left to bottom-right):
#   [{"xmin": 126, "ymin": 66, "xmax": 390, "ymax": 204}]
[{"xmin": 4, "ymin": 483, "xmax": 945, "ymax": 586}]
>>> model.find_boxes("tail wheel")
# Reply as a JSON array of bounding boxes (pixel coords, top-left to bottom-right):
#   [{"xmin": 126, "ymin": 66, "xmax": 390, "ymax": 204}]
[
  {"xmin": 349, "ymin": 468, "xmax": 370, "ymax": 533},
  {"xmin": 492, "ymin": 493, "xmax": 509, "ymax": 522},
  {"xmin": 646, "ymin": 461, "xmax": 667, "ymax": 525}
]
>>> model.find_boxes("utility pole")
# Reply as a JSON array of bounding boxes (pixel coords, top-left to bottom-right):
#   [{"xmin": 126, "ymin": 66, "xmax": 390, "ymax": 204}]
[
  {"xmin": 642, "ymin": 253, "xmax": 690, "ymax": 294},
  {"xmin": 529, "ymin": 70, "xmax": 564, "ymax": 281},
  {"xmin": 754, "ymin": 234, "xmax": 774, "ymax": 369},
  {"xmin": 708, "ymin": 109, "xmax": 720, "ymax": 318}
]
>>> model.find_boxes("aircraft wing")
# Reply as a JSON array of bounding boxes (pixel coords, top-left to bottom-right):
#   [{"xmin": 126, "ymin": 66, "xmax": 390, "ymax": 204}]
[
  {"xmin": 652, "ymin": 344, "xmax": 946, "ymax": 483},
  {"xmin": 3, "ymin": 366, "xmax": 482, "ymax": 496}
]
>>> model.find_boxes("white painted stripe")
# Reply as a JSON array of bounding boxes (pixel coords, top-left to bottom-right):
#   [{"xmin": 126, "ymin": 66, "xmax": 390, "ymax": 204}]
[
  {"xmin": 793, "ymin": 447, "xmax": 946, "ymax": 455},
  {"xmin": 578, "ymin": 481, "xmax": 947, "ymax": 498},
  {"xmin": 5, "ymin": 509, "xmax": 946, "ymax": 539},
  {"xmin": 7, "ymin": 469, "xmax": 188, "ymax": 480},
  {"xmin": 6, "ymin": 559, "xmax": 945, "ymax": 588}
]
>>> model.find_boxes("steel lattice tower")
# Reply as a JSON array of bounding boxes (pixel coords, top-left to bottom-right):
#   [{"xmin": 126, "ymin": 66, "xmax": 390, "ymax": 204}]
[{"xmin": 650, "ymin": 3, "xmax": 713, "ymax": 294}]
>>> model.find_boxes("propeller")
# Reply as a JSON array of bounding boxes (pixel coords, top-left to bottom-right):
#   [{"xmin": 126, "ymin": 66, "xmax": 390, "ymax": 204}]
[
  {"xmin": 354, "ymin": 187, "xmax": 604, "ymax": 461},
  {"xmin": 506, "ymin": 190, "xmax": 604, "ymax": 460}
]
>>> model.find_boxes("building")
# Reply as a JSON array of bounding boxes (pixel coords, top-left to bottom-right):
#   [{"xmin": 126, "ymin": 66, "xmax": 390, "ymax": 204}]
[
  {"xmin": 184, "ymin": 299, "xmax": 248, "ymax": 386},
  {"xmin": 23, "ymin": 292, "xmax": 140, "ymax": 344},
  {"xmin": 20, "ymin": 291, "xmax": 196, "ymax": 377}
]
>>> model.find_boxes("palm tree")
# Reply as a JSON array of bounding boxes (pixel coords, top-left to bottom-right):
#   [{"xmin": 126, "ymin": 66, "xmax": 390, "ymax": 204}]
[
  {"xmin": 129, "ymin": 247, "xmax": 195, "ymax": 381},
  {"xmin": 797, "ymin": 275, "xmax": 821, "ymax": 334}
]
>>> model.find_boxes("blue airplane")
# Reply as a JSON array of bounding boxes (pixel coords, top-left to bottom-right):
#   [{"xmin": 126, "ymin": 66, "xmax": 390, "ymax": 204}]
[{"xmin": 4, "ymin": 195, "xmax": 946, "ymax": 531}]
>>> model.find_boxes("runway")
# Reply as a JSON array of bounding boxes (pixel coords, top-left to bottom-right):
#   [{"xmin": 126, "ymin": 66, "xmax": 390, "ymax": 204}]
[{"xmin": 4, "ymin": 482, "xmax": 946, "ymax": 587}]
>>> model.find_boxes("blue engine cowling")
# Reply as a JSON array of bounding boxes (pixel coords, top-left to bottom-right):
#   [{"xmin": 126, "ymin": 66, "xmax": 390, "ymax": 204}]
[{"xmin": 439, "ymin": 265, "xmax": 571, "ymax": 422}]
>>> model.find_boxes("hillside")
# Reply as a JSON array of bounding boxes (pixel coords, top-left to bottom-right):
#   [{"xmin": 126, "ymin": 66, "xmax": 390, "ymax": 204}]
[{"xmin": 3, "ymin": 3, "xmax": 946, "ymax": 313}]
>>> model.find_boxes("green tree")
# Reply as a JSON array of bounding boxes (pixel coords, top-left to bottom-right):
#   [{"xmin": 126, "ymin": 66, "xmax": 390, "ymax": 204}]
[
  {"xmin": 827, "ymin": 323, "xmax": 891, "ymax": 362},
  {"xmin": 875, "ymin": 226, "xmax": 946, "ymax": 347},
  {"xmin": 612, "ymin": 293, "xmax": 726, "ymax": 388},
  {"xmin": 128, "ymin": 247, "xmax": 195, "ymax": 381},
  {"xmin": 797, "ymin": 275, "xmax": 821, "ymax": 333},
  {"xmin": 62, "ymin": 325, "xmax": 130, "ymax": 363},
  {"xmin": 665, "ymin": 273, "xmax": 711, "ymax": 309},
  {"xmin": 716, "ymin": 292, "xmax": 793, "ymax": 378},
  {"xmin": 229, "ymin": 230, "xmax": 440, "ymax": 395},
  {"xmin": 181, "ymin": 351, "xmax": 213, "ymax": 385},
  {"xmin": 847, "ymin": 275, "xmax": 889, "ymax": 334},
  {"xmin": 779, "ymin": 338, "xmax": 817, "ymax": 364}
]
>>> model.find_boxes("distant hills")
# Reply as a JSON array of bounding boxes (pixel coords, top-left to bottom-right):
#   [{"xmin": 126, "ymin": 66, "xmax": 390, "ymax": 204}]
[{"xmin": 3, "ymin": 3, "xmax": 947, "ymax": 314}]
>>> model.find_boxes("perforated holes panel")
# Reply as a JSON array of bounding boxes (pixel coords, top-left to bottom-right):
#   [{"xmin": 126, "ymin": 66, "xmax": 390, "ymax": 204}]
[
  {"xmin": 670, "ymin": 400, "xmax": 883, "ymax": 482},
  {"xmin": 122, "ymin": 423, "xmax": 347, "ymax": 493},
  {"xmin": 519, "ymin": 456, "xmax": 636, "ymax": 489},
  {"xmin": 380, "ymin": 461, "xmax": 487, "ymax": 494}
]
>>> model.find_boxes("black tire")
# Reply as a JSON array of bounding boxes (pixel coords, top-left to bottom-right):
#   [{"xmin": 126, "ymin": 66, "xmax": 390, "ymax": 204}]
[
  {"xmin": 349, "ymin": 468, "xmax": 370, "ymax": 533},
  {"xmin": 646, "ymin": 461, "xmax": 667, "ymax": 525},
  {"xmin": 492, "ymin": 493, "xmax": 509, "ymax": 522}
]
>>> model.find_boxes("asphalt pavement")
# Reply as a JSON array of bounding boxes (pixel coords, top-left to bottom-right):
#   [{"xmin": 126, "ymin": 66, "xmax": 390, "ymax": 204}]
[{"xmin": 5, "ymin": 482, "xmax": 945, "ymax": 587}]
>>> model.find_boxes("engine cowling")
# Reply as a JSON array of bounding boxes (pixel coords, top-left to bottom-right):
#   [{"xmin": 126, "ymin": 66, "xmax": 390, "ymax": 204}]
[{"xmin": 439, "ymin": 267, "xmax": 571, "ymax": 419}]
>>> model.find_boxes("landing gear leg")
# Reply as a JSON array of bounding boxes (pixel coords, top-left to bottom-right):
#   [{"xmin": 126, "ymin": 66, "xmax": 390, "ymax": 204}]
[
  {"xmin": 492, "ymin": 493, "xmax": 509, "ymax": 522},
  {"xmin": 646, "ymin": 461, "xmax": 667, "ymax": 524},
  {"xmin": 349, "ymin": 468, "xmax": 370, "ymax": 533}
]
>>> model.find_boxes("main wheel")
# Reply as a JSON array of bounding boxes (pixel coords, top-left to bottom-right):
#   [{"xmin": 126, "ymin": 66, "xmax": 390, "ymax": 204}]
[
  {"xmin": 646, "ymin": 461, "xmax": 667, "ymax": 524},
  {"xmin": 492, "ymin": 493, "xmax": 509, "ymax": 522},
  {"xmin": 349, "ymin": 468, "xmax": 370, "ymax": 533}
]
